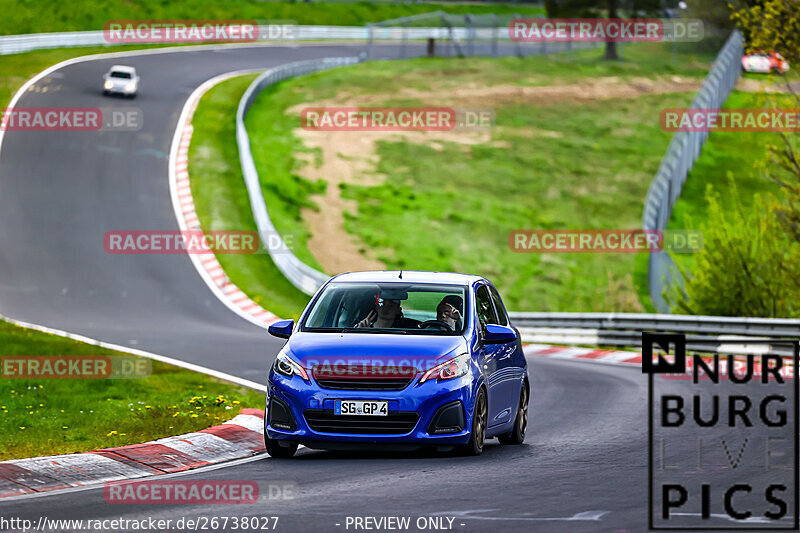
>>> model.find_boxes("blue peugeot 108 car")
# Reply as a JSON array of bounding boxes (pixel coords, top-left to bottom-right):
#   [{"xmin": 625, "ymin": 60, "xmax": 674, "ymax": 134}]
[{"xmin": 264, "ymin": 271, "xmax": 529, "ymax": 457}]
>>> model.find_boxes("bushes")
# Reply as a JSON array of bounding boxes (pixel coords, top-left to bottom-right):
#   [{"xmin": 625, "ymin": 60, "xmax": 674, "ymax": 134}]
[{"xmin": 668, "ymin": 180, "xmax": 800, "ymax": 317}]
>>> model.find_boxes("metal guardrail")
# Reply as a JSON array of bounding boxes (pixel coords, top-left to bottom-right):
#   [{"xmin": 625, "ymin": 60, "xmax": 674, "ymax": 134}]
[
  {"xmin": 0, "ymin": 25, "xmax": 522, "ymax": 56},
  {"xmin": 236, "ymin": 57, "xmax": 363, "ymax": 296},
  {"xmin": 642, "ymin": 30, "xmax": 744, "ymax": 313},
  {"xmin": 510, "ymin": 311, "xmax": 800, "ymax": 356}
]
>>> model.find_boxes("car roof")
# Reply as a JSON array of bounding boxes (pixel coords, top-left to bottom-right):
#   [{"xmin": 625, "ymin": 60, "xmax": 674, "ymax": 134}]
[
  {"xmin": 109, "ymin": 65, "xmax": 136, "ymax": 73},
  {"xmin": 328, "ymin": 270, "xmax": 484, "ymax": 286}
]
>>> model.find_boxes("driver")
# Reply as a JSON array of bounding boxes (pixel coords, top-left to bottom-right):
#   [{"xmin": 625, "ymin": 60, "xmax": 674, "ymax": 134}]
[
  {"xmin": 436, "ymin": 295, "xmax": 463, "ymax": 331},
  {"xmin": 355, "ymin": 295, "xmax": 418, "ymax": 329}
]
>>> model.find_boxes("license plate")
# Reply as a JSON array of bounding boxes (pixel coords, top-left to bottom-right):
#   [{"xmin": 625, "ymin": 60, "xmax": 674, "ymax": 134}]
[{"xmin": 334, "ymin": 400, "xmax": 388, "ymax": 416}]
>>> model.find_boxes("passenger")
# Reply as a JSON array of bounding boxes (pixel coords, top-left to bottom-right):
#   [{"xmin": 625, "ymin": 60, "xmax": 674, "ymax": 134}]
[
  {"xmin": 356, "ymin": 295, "xmax": 418, "ymax": 329},
  {"xmin": 436, "ymin": 295, "xmax": 463, "ymax": 331}
]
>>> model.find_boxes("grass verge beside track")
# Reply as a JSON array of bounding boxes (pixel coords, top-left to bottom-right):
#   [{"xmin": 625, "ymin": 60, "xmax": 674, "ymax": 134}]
[
  {"xmin": 0, "ymin": 0, "xmax": 544, "ymax": 35},
  {"xmin": 189, "ymin": 75, "xmax": 312, "ymax": 319},
  {"xmin": 666, "ymin": 88, "xmax": 792, "ymax": 274},
  {"xmin": 0, "ymin": 319, "xmax": 264, "ymax": 461},
  {"xmin": 240, "ymin": 42, "xmax": 714, "ymax": 312}
]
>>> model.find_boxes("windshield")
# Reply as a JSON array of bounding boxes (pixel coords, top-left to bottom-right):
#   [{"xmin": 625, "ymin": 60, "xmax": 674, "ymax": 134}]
[
  {"xmin": 110, "ymin": 71, "xmax": 132, "ymax": 79},
  {"xmin": 302, "ymin": 282, "xmax": 468, "ymax": 335}
]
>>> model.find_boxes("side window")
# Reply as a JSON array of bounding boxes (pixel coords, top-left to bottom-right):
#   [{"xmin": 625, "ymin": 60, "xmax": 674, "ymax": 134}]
[
  {"xmin": 476, "ymin": 286, "xmax": 498, "ymax": 327},
  {"xmin": 488, "ymin": 286, "xmax": 508, "ymax": 326}
]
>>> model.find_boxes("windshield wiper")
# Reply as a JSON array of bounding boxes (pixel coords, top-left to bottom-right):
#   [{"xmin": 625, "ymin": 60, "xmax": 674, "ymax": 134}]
[{"xmin": 339, "ymin": 328, "xmax": 409, "ymax": 334}]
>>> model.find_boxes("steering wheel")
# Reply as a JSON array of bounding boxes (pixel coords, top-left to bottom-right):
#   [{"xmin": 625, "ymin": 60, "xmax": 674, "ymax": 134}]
[{"xmin": 418, "ymin": 320, "xmax": 453, "ymax": 331}]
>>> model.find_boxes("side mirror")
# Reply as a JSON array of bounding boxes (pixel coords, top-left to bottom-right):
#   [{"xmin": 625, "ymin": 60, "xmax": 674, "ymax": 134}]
[
  {"xmin": 268, "ymin": 319, "xmax": 294, "ymax": 339},
  {"xmin": 483, "ymin": 324, "xmax": 517, "ymax": 344}
]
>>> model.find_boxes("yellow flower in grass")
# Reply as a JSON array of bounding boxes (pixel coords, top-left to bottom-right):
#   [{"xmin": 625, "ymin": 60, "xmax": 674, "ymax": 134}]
[
  {"xmin": 62, "ymin": 426, "xmax": 68, "ymax": 430},
  {"xmin": 107, "ymin": 430, "xmax": 118, "ymax": 436},
  {"xmin": 191, "ymin": 414, "xmax": 199, "ymax": 418},
  {"xmin": 172, "ymin": 412, "xmax": 179, "ymax": 417},
  {"xmin": 18, "ymin": 426, "xmax": 25, "ymax": 430}
]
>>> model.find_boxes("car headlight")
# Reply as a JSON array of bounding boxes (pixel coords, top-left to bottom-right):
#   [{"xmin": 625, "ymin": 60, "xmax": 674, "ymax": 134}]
[
  {"xmin": 104, "ymin": 80, "xmax": 114, "ymax": 90},
  {"xmin": 419, "ymin": 353, "xmax": 471, "ymax": 383},
  {"xmin": 274, "ymin": 352, "xmax": 309, "ymax": 381},
  {"xmin": 124, "ymin": 82, "xmax": 136, "ymax": 92}
]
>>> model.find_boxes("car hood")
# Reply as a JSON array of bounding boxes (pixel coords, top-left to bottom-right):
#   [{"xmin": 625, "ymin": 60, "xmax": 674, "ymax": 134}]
[{"xmin": 285, "ymin": 332, "xmax": 469, "ymax": 371}]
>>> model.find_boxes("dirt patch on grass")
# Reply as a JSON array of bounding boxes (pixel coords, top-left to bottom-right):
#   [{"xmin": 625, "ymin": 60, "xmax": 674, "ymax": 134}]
[
  {"xmin": 736, "ymin": 77, "xmax": 796, "ymax": 93},
  {"xmin": 289, "ymin": 75, "xmax": 701, "ymax": 111},
  {"xmin": 295, "ymin": 128, "xmax": 490, "ymax": 274},
  {"xmin": 290, "ymin": 75, "xmax": 701, "ymax": 273}
]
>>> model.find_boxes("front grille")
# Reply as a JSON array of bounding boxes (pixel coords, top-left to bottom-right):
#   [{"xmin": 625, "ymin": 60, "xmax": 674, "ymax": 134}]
[
  {"xmin": 304, "ymin": 409, "xmax": 420, "ymax": 435},
  {"xmin": 315, "ymin": 378, "xmax": 413, "ymax": 391},
  {"xmin": 313, "ymin": 365, "xmax": 416, "ymax": 391}
]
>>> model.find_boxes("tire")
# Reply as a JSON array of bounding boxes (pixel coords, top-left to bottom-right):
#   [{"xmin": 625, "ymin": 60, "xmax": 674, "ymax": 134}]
[
  {"xmin": 263, "ymin": 418, "xmax": 298, "ymax": 458},
  {"xmin": 459, "ymin": 387, "xmax": 487, "ymax": 456},
  {"xmin": 499, "ymin": 384, "xmax": 528, "ymax": 445}
]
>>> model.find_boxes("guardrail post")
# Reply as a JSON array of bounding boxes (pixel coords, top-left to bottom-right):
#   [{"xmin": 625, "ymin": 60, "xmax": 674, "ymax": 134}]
[
  {"xmin": 366, "ymin": 23, "xmax": 374, "ymax": 59},
  {"xmin": 401, "ymin": 21, "xmax": 407, "ymax": 59},
  {"xmin": 492, "ymin": 14, "xmax": 499, "ymax": 58},
  {"xmin": 466, "ymin": 15, "xmax": 474, "ymax": 57}
]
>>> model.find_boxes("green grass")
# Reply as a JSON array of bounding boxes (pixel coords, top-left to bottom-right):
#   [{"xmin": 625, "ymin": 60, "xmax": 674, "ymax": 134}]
[
  {"xmin": 0, "ymin": 319, "xmax": 264, "ymax": 461},
  {"xmin": 666, "ymin": 89, "xmax": 794, "ymax": 274},
  {"xmin": 189, "ymin": 75, "xmax": 312, "ymax": 319},
  {"xmin": 0, "ymin": 0, "xmax": 544, "ymax": 35},
  {"xmin": 239, "ymin": 42, "xmax": 713, "ymax": 311}
]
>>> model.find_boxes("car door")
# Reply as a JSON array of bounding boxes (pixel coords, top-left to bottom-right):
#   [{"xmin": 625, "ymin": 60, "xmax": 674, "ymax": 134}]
[
  {"xmin": 487, "ymin": 284, "xmax": 521, "ymax": 424},
  {"xmin": 475, "ymin": 284, "xmax": 511, "ymax": 427}
]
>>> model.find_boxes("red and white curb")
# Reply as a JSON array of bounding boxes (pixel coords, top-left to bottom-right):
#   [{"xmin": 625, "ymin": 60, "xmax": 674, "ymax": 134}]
[
  {"xmin": 0, "ymin": 409, "xmax": 266, "ymax": 499},
  {"xmin": 523, "ymin": 343, "xmax": 796, "ymax": 371},
  {"xmin": 168, "ymin": 70, "xmax": 281, "ymax": 330},
  {"xmin": 524, "ymin": 343, "xmax": 643, "ymax": 366}
]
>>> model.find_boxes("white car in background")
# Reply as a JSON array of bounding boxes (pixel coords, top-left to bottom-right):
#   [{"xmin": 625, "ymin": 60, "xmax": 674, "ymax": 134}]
[{"xmin": 103, "ymin": 65, "xmax": 139, "ymax": 98}]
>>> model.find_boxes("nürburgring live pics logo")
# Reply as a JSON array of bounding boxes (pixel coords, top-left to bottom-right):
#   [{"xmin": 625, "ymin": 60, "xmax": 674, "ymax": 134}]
[{"xmin": 644, "ymin": 332, "xmax": 799, "ymax": 530}]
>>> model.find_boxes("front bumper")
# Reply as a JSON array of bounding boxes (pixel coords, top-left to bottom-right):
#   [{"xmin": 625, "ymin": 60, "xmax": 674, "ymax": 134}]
[
  {"xmin": 265, "ymin": 370, "xmax": 477, "ymax": 445},
  {"xmin": 104, "ymin": 83, "xmax": 137, "ymax": 95}
]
